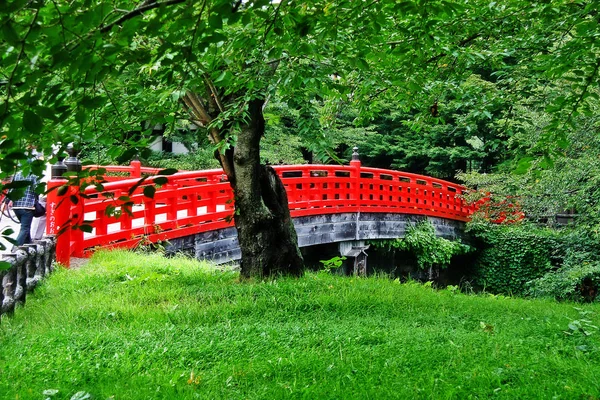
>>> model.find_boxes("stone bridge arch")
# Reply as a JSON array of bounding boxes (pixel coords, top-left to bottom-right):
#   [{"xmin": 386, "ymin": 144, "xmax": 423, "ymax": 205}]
[{"xmin": 165, "ymin": 213, "xmax": 466, "ymax": 265}]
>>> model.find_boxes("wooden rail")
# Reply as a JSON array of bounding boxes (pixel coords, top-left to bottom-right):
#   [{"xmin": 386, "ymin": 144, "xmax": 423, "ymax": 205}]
[{"xmin": 46, "ymin": 158, "xmax": 471, "ymax": 267}]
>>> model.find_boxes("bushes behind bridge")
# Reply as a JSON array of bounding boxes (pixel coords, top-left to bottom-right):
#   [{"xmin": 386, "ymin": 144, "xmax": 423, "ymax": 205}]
[
  {"xmin": 143, "ymin": 149, "xmax": 220, "ymax": 171},
  {"xmin": 526, "ymin": 230, "xmax": 600, "ymax": 302},
  {"xmin": 468, "ymin": 222, "xmax": 559, "ymax": 296},
  {"xmin": 469, "ymin": 222, "xmax": 600, "ymax": 301}
]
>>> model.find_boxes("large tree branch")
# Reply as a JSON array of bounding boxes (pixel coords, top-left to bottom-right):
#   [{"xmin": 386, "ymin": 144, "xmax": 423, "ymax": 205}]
[
  {"xmin": 182, "ymin": 92, "xmax": 212, "ymax": 126},
  {"xmin": 181, "ymin": 92, "xmax": 235, "ymax": 179},
  {"xmin": 203, "ymin": 74, "xmax": 225, "ymax": 113},
  {"xmin": 100, "ymin": 0, "xmax": 186, "ymax": 33}
]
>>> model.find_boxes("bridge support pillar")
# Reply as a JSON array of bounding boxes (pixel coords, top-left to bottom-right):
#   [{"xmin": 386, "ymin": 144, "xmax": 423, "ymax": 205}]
[{"xmin": 339, "ymin": 240, "xmax": 369, "ymax": 277}]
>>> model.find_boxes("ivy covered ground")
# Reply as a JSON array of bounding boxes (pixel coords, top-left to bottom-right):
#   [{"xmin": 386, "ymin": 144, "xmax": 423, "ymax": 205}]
[{"xmin": 1, "ymin": 250, "xmax": 599, "ymax": 399}]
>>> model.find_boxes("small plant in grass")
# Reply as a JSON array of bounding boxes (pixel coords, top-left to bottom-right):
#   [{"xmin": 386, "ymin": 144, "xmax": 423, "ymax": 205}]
[
  {"xmin": 446, "ymin": 284, "xmax": 460, "ymax": 294},
  {"xmin": 319, "ymin": 256, "xmax": 346, "ymax": 273},
  {"xmin": 565, "ymin": 308, "xmax": 598, "ymax": 337},
  {"xmin": 564, "ymin": 308, "xmax": 598, "ymax": 353},
  {"xmin": 134, "ymin": 237, "xmax": 169, "ymax": 254}
]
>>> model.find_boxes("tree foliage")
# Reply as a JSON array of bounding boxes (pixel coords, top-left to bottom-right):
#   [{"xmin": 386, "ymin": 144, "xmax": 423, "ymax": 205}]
[{"xmin": 3, "ymin": 0, "xmax": 598, "ymax": 168}]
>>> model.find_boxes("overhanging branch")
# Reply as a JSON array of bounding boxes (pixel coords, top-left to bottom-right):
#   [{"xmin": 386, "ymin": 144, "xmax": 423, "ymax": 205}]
[{"xmin": 100, "ymin": 0, "xmax": 186, "ymax": 33}]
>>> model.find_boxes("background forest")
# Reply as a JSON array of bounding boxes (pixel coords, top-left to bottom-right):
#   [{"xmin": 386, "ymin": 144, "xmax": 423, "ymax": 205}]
[{"xmin": 134, "ymin": 53, "xmax": 600, "ymax": 301}]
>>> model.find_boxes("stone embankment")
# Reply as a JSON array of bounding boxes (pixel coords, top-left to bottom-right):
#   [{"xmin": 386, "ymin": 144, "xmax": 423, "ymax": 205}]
[{"xmin": 1, "ymin": 237, "xmax": 56, "ymax": 317}]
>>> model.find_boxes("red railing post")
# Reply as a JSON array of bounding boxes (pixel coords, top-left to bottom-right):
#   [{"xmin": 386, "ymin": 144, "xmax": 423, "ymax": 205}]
[
  {"xmin": 130, "ymin": 159, "xmax": 141, "ymax": 178},
  {"xmin": 70, "ymin": 183, "xmax": 85, "ymax": 257},
  {"xmin": 120, "ymin": 189, "xmax": 133, "ymax": 231},
  {"xmin": 207, "ymin": 175, "xmax": 218, "ymax": 214},
  {"xmin": 46, "ymin": 176, "xmax": 71, "ymax": 268},
  {"xmin": 63, "ymin": 145, "xmax": 84, "ymax": 259},
  {"xmin": 350, "ymin": 146, "xmax": 361, "ymax": 204}
]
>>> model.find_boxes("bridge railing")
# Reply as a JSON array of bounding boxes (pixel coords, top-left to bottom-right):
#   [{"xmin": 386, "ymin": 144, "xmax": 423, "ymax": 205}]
[
  {"xmin": 46, "ymin": 157, "xmax": 470, "ymax": 267},
  {"xmin": 278, "ymin": 163, "xmax": 469, "ymax": 221}
]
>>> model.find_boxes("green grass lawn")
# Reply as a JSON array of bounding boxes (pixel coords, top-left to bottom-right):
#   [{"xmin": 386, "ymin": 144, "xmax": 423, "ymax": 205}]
[{"xmin": 1, "ymin": 251, "xmax": 599, "ymax": 399}]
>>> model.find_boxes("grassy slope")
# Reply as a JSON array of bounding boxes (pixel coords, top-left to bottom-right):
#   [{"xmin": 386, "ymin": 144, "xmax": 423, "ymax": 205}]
[{"xmin": 1, "ymin": 251, "xmax": 599, "ymax": 400}]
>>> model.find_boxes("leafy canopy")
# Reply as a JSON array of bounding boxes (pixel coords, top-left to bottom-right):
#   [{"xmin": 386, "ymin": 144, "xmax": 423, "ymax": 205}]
[{"xmin": 1, "ymin": 0, "xmax": 598, "ymax": 178}]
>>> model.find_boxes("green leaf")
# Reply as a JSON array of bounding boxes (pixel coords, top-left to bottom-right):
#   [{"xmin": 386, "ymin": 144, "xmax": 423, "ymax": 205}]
[
  {"xmin": 0, "ymin": 261, "xmax": 11, "ymax": 271},
  {"xmin": 23, "ymin": 110, "xmax": 43, "ymax": 134},
  {"xmin": 208, "ymin": 15, "xmax": 223, "ymax": 29},
  {"xmin": 143, "ymin": 186, "xmax": 156, "ymax": 199},
  {"xmin": 157, "ymin": 168, "xmax": 178, "ymax": 176},
  {"xmin": 205, "ymin": 32, "xmax": 227, "ymax": 44},
  {"xmin": 80, "ymin": 96, "xmax": 106, "ymax": 109},
  {"xmin": 568, "ymin": 322, "xmax": 579, "ymax": 331},
  {"xmin": 1, "ymin": 21, "xmax": 19, "ymax": 46},
  {"xmin": 128, "ymin": 176, "xmax": 148, "ymax": 196},
  {"xmin": 513, "ymin": 157, "xmax": 533, "ymax": 175},
  {"xmin": 2, "ymin": 228, "xmax": 14, "ymax": 236},
  {"xmin": 75, "ymin": 109, "xmax": 87, "ymax": 125},
  {"xmin": 79, "ymin": 224, "xmax": 94, "ymax": 233},
  {"xmin": 213, "ymin": 71, "xmax": 233, "ymax": 85},
  {"xmin": 57, "ymin": 186, "xmax": 69, "ymax": 196},
  {"xmin": 35, "ymin": 106, "xmax": 58, "ymax": 121},
  {"xmin": 153, "ymin": 176, "xmax": 169, "ymax": 185}
]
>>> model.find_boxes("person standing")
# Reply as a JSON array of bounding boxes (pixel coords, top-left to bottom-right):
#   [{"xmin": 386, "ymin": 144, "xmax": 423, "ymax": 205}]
[
  {"xmin": 4, "ymin": 171, "xmax": 38, "ymax": 246},
  {"xmin": 30, "ymin": 148, "xmax": 48, "ymax": 240}
]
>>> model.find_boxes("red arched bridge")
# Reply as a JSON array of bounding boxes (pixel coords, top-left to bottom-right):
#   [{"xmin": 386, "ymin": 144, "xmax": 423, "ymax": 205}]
[{"xmin": 46, "ymin": 157, "xmax": 472, "ymax": 268}]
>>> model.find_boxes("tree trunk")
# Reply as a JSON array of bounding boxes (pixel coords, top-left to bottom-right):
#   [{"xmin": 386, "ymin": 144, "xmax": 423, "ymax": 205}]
[
  {"xmin": 182, "ymin": 90, "xmax": 304, "ymax": 278},
  {"xmin": 230, "ymin": 99, "xmax": 304, "ymax": 278}
]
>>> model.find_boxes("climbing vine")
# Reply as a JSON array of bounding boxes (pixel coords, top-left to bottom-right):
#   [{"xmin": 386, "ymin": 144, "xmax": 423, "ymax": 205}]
[
  {"xmin": 371, "ymin": 221, "xmax": 472, "ymax": 270},
  {"xmin": 468, "ymin": 222, "xmax": 560, "ymax": 295}
]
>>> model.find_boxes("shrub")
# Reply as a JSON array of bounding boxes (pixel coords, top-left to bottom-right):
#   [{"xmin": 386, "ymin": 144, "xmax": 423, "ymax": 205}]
[
  {"xmin": 528, "ymin": 253, "xmax": 600, "ymax": 302},
  {"xmin": 468, "ymin": 222, "xmax": 560, "ymax": 295},
  {"xmin": 142, "ymin": 149, "xmax": 219, "ymax": 171}
]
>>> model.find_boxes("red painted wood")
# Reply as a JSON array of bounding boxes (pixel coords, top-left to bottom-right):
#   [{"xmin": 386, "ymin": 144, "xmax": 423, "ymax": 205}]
[
  {"xmin": 46, "ymin": 179, "xmax": 72, "ymax": 267},
  {"xmin": 58, "ymin": 162, "xmax": 472, "ymax": 259}
]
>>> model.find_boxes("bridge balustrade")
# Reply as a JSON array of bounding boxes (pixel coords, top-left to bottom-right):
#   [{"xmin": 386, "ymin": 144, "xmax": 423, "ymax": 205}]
[{"xmin": 46, "ymin": 158, "xmax": 470, "ymax": 267}]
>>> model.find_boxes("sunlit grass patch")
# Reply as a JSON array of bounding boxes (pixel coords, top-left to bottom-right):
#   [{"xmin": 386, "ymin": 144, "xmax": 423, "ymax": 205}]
[{"xmin": 1, "ymin": 250, "xmax": 599, "ymax": 399}]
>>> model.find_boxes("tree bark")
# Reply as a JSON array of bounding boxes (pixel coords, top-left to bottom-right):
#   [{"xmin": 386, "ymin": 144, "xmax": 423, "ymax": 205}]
[
  {"xmin": 182, "ymin": 89, "xmax": 304, "ymax": 278},
  {"xmin": 231, "ymin": 99, "xmax": 304, "ymax": 278}
]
